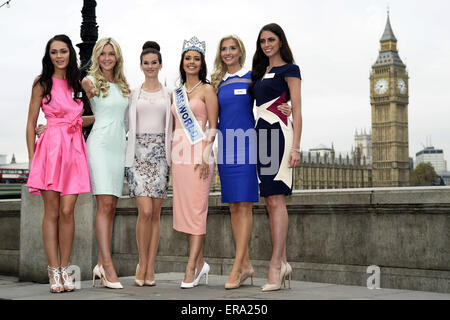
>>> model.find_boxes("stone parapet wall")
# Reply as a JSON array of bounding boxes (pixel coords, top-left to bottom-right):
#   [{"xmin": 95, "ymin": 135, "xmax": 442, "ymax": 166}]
[{"xmin": 1, "ymin": 186, "xmax": 449, "ymax": 293}]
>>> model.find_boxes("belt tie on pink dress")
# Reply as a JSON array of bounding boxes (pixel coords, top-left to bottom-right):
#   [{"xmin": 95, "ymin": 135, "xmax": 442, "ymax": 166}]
[
  {"xmin": 46, "ymin": 117, "xmax": 83, "ymax": 133},
  {"xmin": 46, "ymin": 117, "xmax": 84, "ymax": 153}
]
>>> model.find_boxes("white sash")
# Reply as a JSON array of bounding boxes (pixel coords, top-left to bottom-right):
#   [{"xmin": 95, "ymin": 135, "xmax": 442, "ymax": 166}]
[{"xmin": 173, "ymin": 85, "xmax": 205, "ymax": 145}]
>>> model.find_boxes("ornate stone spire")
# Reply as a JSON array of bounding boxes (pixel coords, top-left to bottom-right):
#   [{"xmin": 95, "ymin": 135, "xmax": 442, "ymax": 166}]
[
  {"xmin": 381, "ymin": 9, "xmax": 397, "ymax": 42},
  {"xmin": 373, "ymin": 10, "xmax": 405, "ymax": 67}
]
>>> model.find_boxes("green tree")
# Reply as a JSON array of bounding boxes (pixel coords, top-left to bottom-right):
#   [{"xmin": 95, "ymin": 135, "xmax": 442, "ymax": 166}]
[{"xmin": 411, "ymin": 162, "xmax": 438, "ymax": 186}]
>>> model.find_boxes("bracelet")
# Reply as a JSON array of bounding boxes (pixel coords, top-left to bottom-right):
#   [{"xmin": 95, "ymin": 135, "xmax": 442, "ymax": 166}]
[{"xmin": 291, "ymin": 147, "xmax": 301, "ymax": 153}]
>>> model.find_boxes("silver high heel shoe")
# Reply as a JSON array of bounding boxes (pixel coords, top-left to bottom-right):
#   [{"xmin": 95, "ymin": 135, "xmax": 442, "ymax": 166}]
[
  {"xmin": 60, "ymin": 265, "xmax": 75, "ymax": 292},
  {"xmin": 261, "ymin": 262, "xmax": 287, "ymax": 292},
  {"xmin": 92, "ymin": 264, "xmax": 102, "ymax": 287},
  {"xmin": 47, "ymin": 266, "xmax": 63, "ymax": 293}
]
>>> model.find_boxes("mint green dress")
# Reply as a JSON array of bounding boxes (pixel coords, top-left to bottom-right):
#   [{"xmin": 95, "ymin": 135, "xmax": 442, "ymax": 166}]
[{"xmin": 86, "ymin": 76, "xmax": 128, "ymax": 197}]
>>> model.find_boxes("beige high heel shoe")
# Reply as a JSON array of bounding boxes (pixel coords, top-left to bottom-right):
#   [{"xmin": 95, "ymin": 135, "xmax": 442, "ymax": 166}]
[
  {"xmin": 240, "ymin": 267, "xmax": 254, "ymax": 286},
  {"xmin": 144, "ymin": 279, "xmax": 156, "ymax": 286},
  {"xmin": 261, "ymin": 262, "xmax": 287, "ymax": 292},
  {"xmin": 92, "ymin": 264, "xmax": 102, "ymax": 287},
  {"xmin": 284, "ymin": 262, "xmax": 292, "ymax": 289},
  {"xmin": 134, "ymin": 264, "xmax": 144, "ymax": 287},
  {"xmin": 99, "ymin": 265, "xmax": 123, "ymax": 289},
  {"xmin": 224, "ymin": 267, "xmax": 254, "ymax": 290}
]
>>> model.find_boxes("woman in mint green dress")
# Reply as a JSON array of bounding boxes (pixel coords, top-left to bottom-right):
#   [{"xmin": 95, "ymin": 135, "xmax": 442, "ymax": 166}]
[{"xmin": 82, "ymin": 37, "xmax": 130, "ymax": 289}]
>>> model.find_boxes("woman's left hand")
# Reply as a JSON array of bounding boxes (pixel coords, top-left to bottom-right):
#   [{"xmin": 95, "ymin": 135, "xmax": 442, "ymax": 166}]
[
  {"xmin": 288, "ymin": 149, "xmax": 300, "ymax": 168},
  {"xmin": 278, "ymin": 103, "xmax": 292, "ymax": 116},
  {"xmin": 35, "ymin": 124, "xmax": 47, "ymax": 138},
  {"xmin": 195, "ymin": 161, "xmax": 210, "ymax": 180}
]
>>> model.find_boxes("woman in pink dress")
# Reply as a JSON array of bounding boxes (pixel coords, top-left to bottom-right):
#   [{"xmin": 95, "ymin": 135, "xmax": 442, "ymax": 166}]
[
  {"xmin": 171, "ymin": 36, "xmax": 218, "ymax": 288},
  {"xmin": 26, "ymin": 35, "xmax": 91, "ymax": 293}
]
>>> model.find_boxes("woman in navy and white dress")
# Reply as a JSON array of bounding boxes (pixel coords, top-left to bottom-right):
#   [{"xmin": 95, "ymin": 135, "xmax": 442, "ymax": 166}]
[{"xmin": 249, "ymin": 23, "xmax": 303, "ymax": 292}]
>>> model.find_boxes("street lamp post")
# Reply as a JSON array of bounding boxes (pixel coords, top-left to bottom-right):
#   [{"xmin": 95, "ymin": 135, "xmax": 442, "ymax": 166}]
[
  {"xmin": 76, "ymin": 0, "xmax": 98, "ymax": 140},
  {"xmin": 77, "ymin": 0, "xmax": 98, "ymax": 76}
]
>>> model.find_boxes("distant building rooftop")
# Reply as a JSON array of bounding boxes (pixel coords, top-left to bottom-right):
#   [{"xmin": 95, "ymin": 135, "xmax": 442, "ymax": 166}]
[
  {"xmin": 0, "ymin": 163, "xmax": 29, "ymax": 170},
  {"xmin": 416, "ymin": 147, "xmax": 443, "ymax": 157}
]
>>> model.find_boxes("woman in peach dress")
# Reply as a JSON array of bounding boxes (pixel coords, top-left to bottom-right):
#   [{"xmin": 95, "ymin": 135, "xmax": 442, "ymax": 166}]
[{"xmin": 171, "ymin": 36, "xmax": 218, "ymax": 288}]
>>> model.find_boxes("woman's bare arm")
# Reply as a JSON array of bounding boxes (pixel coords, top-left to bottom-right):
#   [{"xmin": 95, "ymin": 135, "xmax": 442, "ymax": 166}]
[{"xmin": 26, "ymin": 78, "xmax": 44, "ymax": 169}]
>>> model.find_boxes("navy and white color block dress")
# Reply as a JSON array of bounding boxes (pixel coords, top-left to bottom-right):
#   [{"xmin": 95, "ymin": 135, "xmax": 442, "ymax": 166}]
[{"xmin": 253, "ymin": 63, "xmax": 301, "ymax": 197}]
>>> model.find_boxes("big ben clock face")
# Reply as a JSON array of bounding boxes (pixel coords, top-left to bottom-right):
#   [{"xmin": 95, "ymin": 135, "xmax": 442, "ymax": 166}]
[
  {"xmin": 397, "ymin": 79, "xmax": 407, "ymax": 94},
  {"xmin": 375, "ymin": 79, "xmax": 388, "ymax": 94}
]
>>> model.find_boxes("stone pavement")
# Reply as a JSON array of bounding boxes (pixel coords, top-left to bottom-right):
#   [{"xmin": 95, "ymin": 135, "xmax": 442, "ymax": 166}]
[{"xmin": 0, "ymin": 273, "xmax": 449, "ymax": 300}]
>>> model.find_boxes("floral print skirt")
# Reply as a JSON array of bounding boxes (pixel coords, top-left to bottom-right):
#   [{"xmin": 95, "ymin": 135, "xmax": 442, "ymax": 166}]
[{"xmin": 125, "ymin": 133, "xmax": 169, "ymax": 198}]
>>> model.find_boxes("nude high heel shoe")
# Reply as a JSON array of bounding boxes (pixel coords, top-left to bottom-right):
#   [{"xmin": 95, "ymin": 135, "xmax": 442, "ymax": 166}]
[
  {"xmin": 92, "ymin": 264, "xmax": 102, "ymax": 287},
  {"xmin": 224, "ymin": 267, "xmax": 254, "ymax": 290},
  {"xmin": 284, "ymin": 262, "xmax": 292, "ymax": 289},
  {"xmin": 99, "ymin": 265, "xmax": 123, "ymax": 289},
  {"xmin": 134, "ymin": 264, "xmax": 144, "ymax": 287},
  {"xmin": 261, "ymin": 262, "xmax": 287, "ymax": 292},
  {"xmin": 144, "ymin": 279, "xmax": 156, "ymax": 286},
  {"xmin": 240, "ymin": 267, "xmax": 254, "ymax": 286}
]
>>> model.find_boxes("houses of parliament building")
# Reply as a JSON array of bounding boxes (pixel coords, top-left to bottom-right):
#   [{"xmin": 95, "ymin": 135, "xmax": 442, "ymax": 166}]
[
  {"xmin": 211, "ymin": 13, "xmax": 411, "ymax": 191},
  {"xmin": 293, "ymin": 12, "xmax": 410, "ymax": 189}
]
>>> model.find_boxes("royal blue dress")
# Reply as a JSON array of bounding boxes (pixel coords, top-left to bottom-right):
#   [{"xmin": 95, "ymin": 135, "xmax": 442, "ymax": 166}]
[
  {"xmin": 217, "ymin": 69, "xmax": 259, "ymax": 203},
  {"xmin": 253, "ymin": 64, "xmax": 301, "ymax": 197}
]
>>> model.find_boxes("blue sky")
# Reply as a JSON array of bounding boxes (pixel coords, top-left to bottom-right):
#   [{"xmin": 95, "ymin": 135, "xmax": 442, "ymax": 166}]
[{"xmin": 1, "ymin": 0, "xmax": 449, "ymax": 169}]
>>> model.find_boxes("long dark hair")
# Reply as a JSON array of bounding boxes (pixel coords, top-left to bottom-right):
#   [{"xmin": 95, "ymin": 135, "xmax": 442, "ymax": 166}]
[
  {"xmin": 179, "ymin": 50, "xmax": 209, "ymax": 85},
  {"xmin": 35, "ymin": 34, "xmax": 83, "ymax": 104},
  {"xmin": 249, "ymin": 23, "xmax": 294, "ymax": 98}
]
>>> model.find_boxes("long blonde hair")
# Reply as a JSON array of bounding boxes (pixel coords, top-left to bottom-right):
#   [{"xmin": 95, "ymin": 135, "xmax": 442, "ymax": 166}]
[
  {"xmin": 211, "ymin": 35, "xmax": 246, "ymax": 92},
  {"xmin": 88, "ymin": 37, "xmax": 130, "ymax": 98}
]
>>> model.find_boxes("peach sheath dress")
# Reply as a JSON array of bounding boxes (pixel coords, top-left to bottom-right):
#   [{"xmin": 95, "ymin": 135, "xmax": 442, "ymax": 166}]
[{"xmin": 171, "ymin": 98, "xmax": 214, "ymax": 235}]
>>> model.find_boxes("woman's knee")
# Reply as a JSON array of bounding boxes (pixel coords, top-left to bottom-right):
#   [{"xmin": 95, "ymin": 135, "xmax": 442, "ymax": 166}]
[
  {"xmin": 151, "ymin": 210, "xmax": 161, "ymax": 223},
  {"xmin": 59, "ymin": 206, "xmax": 75, "ymax": 220},
  {"xmin": 44, "ymin": 209, "xmax": 60, "ymax": 221},
  {"xmin": 98, "ymin": 198, "xmax": 116, "ymax": 215},
  {"xmin": 138, "ymin": 208, "xmax": 153, "ymax": 221},
  {"xmin": 265, "ymin": 196, "xmax": 284, "ymax": 212}
]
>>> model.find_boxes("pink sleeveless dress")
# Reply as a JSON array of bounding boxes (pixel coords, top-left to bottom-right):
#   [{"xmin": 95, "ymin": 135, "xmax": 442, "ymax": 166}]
[
  {"xmin": 27, "ymin": 77, "xmax": 91, "ymax": 196},
  {"xmin": 171, "ymin": 98, "xmax": 214, "ymax": 235}
]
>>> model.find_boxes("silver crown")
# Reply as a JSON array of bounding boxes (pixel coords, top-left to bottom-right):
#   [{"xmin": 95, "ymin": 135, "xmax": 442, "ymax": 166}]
[{"xmin": 182, "ymin": 36, "xmax": 206, "ymax": 55}]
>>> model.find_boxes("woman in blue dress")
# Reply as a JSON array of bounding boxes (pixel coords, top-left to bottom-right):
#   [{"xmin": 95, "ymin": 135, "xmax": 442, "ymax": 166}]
[
  {"xmin": 249, "ymin": 23, "xmax": 302, "ymax": 292},
  {"xmin": 211, "ymin": 35, "xmax": 292, "ymax": 290}
]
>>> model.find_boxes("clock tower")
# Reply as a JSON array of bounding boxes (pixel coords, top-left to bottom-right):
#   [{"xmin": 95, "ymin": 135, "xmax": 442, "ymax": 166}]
[{"xmin": 370, "ymin": 12, "xmax": 410, "ymax": 187}]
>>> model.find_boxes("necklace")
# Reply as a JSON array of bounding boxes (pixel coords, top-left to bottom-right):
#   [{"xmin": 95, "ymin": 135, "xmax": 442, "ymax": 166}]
[{"xmin": 184, "ymin": 80, "xmax": 202, "ymax": 94}]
